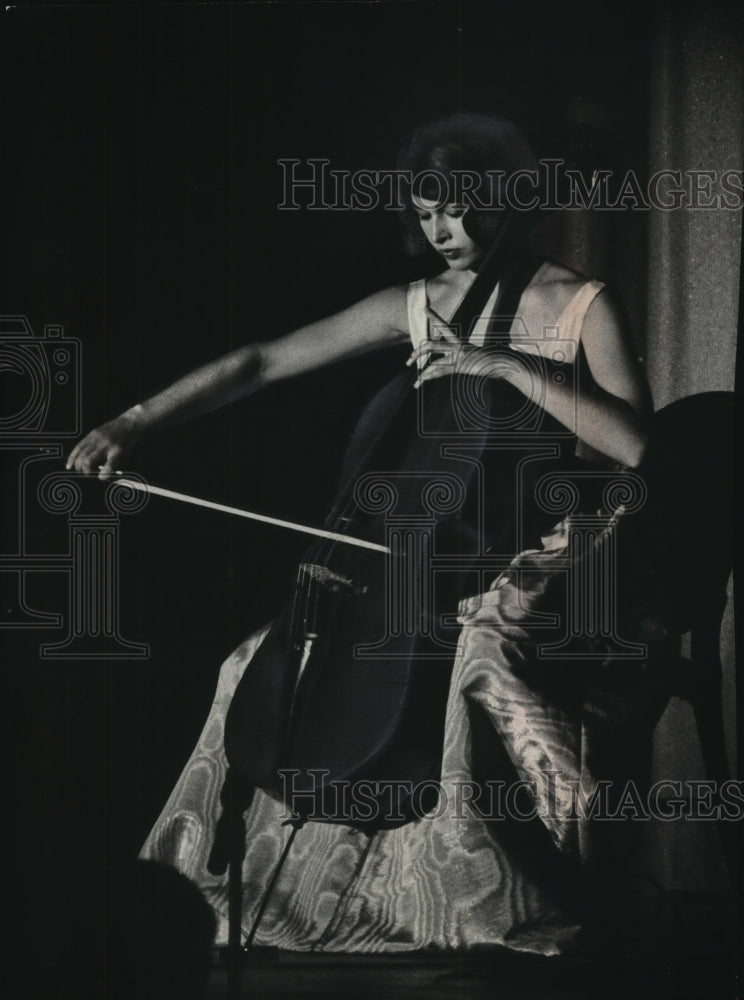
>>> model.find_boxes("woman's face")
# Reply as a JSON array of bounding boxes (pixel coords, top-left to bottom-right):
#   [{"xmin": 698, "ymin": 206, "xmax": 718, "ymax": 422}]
[{"xmin": 412, "ymin": 195, "xmax": 485, "ymax": 271}]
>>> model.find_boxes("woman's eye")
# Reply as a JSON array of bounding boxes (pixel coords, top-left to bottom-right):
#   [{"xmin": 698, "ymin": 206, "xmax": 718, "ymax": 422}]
[
  {"xmin": 416, "ymin": 213, "xmax": 431, "ymax": 222},
  {"xmin": 446, "ymin": 207, "xmax": 466, "ymax": 218}
]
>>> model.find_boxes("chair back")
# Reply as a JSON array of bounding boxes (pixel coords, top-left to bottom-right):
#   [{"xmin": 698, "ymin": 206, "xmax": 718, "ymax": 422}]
[{"xmin": 622, "ymin": 391, "xmax": 734, "ymax": 637}]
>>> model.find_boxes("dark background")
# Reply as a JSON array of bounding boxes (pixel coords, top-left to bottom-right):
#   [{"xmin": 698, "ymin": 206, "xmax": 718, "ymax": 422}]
[{"xmin": 2, "ymin": 0, "xmax": 662, "ymax": 986}]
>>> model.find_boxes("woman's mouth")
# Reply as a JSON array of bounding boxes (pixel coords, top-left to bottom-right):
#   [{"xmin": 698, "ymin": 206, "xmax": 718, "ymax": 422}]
[{"xmin": 440, "ymin": 249, "xmax": 461, "ymax": 259}]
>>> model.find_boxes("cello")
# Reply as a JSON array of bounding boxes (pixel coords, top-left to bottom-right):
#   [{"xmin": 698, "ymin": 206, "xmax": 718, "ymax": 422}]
[{"xmin": 209, "ymin": 202, "xmax": 552, "ymax": 954}]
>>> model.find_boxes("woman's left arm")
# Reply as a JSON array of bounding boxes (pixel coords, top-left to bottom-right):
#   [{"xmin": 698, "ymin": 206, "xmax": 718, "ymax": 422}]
[
  {"xmin": 411, "ymin": 290, "xmax": 652, "ymax": 468},
  {"xmin": 564, "ymin": 290, "xmax": 653, "ymax": 467},
  {"xmin": 547, "ymin": 288, "xmax": 652, "ymax": 467}
]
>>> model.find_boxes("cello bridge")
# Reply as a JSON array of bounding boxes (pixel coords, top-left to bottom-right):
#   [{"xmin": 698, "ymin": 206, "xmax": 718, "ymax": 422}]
[{"xmin": 298, "ymin": 563, "xmax": 367, "ymax": 596}]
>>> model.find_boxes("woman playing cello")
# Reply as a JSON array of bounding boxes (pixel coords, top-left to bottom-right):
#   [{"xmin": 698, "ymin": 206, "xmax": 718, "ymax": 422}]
[{"xmin": 67, "ymin": 113, "xmax": 652, "ymax": 955}]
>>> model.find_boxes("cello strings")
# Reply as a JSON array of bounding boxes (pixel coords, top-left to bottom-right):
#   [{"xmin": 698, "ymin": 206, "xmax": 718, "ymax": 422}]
[{"xmin": 108, "ymin": 477, "xmax": 391, "ymax": 554}]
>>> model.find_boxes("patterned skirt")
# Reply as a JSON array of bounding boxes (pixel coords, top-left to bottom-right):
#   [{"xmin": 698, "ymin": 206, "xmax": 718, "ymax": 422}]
[{"xmin": 140, "ymin": 510, "xmax": 665, "ymax": 955}]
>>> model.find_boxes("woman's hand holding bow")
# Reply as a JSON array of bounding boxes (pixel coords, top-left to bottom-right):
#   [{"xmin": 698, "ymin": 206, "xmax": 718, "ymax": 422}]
[{"xmin": 66, "ymin": 406, "xmax": 146, "ymax": 480}]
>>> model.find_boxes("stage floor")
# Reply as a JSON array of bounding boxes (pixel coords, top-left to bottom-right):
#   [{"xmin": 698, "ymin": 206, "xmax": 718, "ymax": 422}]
[{"xmin": 204, "ymin": 946, "xmax": 740, "ymax": 1000}]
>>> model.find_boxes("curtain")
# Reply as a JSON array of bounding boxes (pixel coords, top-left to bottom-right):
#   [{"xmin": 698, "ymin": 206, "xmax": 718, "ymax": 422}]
[{"xmin": 643, "ymin": 3, "xmax": 742, "ymax": 892}]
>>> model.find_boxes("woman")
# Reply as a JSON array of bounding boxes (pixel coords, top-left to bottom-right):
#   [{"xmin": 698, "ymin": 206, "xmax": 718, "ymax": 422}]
[
  {"xmin": 67, "ymin": 116, "xmax": 648, "ymax": 480},
  {"xmin": 68, "ymin": 113, "xmax": 653, "ymax": 954}
]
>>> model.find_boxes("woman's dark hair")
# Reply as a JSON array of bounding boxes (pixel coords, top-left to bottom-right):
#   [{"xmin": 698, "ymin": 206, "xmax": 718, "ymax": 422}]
[{"xmin": 396, "ymin": 112, "xmax": 538, "ymax": 256}]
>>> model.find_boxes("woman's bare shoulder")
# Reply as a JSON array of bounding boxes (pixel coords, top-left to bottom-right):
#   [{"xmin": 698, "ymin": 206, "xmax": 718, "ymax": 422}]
[
  {"xmin": 364, "ymin": 283, "xmax": 410, "ymax": 321},
  {"xmin": 328, "ymin": 283, "xmax": 411, "ymax": 348}
]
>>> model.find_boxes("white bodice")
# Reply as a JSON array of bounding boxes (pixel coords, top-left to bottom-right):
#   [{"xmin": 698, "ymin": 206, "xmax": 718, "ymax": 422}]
[{"xmin": 406, "ymin": 261, "xmax": 605, "ymax": 366}]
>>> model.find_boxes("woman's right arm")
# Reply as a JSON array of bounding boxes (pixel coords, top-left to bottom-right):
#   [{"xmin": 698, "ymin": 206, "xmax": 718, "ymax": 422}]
[{"xmin": 66, "ymin": 285, "xmax": 410, "ymax": 478}]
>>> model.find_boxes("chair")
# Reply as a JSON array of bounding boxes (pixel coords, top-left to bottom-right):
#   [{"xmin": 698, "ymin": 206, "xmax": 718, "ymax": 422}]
[{"xmin": 625, "ymin": 391, "xmax": 737, "ymax": 882}]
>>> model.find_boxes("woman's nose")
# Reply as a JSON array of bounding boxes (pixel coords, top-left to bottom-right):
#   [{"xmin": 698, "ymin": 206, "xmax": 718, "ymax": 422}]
[{"xmin": 431, "ymin": 216, "xmax": 450, "ymax": 244}]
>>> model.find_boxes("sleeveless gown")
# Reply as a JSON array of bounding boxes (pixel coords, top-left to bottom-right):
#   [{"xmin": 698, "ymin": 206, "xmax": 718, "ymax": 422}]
[{"xmin": 140, "ymin": 262, "xmax": 660, "ymax": 955}]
